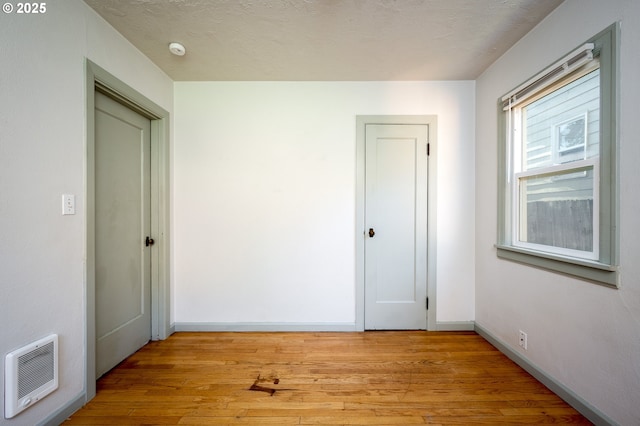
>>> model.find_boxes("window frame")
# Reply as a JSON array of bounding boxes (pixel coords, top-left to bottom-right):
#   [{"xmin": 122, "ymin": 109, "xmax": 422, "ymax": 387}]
[
  {"xmin": 496, "ymin": 23, "xmax": 620, "ymax": 287},
  {"xmin": 554, "ymin": 112, "xmax": 588, "ymax": 162}
]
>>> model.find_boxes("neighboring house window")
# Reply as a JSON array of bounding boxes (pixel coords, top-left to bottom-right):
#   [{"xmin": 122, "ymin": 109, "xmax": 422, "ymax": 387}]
[{"xmin": 497, "ymin": 23, "xmax": 619, "ymax": 287}]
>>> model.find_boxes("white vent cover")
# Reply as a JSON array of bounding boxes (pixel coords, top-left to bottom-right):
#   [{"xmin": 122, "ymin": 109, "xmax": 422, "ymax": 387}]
[{"xmin": 4, "ymin": 334, "xmax": 58, "ymax": 419}]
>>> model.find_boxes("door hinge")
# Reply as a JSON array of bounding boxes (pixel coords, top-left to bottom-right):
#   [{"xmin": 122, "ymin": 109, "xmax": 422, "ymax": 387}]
[
  {"xmin": 427, "ymin": 143, "xmax": 430, "ymax": 156},
  {"xmin": 426, "ymin": 297, "xmax": 429, "ymax": 310}
]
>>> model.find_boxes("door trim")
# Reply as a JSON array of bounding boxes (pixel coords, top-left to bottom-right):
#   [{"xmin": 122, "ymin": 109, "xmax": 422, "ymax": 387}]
[
  {"xmin": 85, "ymin": 60, "xmax": 171, "ymax": 401},
  {"xmin": 356, "ymin": 116, "xmax": 437, "ymax": 331}
]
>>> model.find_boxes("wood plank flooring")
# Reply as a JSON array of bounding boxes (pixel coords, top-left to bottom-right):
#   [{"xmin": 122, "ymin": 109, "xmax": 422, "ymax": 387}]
[{"xmin": 63, "ymin": 331, "xmax": 591, "ymax": 425}]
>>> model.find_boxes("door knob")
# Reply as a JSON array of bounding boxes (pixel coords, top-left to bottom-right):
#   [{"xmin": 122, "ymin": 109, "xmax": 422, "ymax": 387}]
[
  {"xmin": 145, "ymin": 236, "xmax": 155, "ymax": 247},
  {"xmin": 368, "ymin": 228, "xmax": 375, "ymax": 238}
]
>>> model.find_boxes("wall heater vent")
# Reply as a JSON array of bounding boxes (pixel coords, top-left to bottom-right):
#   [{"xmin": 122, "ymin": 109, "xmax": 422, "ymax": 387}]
[{"xmin": 4, "ymin": 334, "xmax": 58, "ymax": 419}]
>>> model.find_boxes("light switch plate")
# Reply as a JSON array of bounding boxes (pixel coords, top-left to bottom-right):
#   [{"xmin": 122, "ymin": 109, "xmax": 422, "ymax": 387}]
[{"xmin": 62, "ymin": 194, "xmax": 75, "ymax": 215}]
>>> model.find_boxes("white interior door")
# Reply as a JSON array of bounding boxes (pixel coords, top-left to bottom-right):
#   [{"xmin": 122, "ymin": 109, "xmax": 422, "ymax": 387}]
[
  {"xmin": 95, "ymin": 91, "xmax": 151, "ymax": 377},
  {"xmin": 365, "ymin": 124, "xmax": 428, "ymax": 330}
]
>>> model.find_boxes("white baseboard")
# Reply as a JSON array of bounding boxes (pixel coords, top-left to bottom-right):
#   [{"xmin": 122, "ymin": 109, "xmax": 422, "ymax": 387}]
[
  {"xmin": 436, "ymin": 321, "xmax": 475, "ymax": 331},
  {"xmin": 475, "ymin": 322, "xmax": 618, "ymax": 426},
  {"xmin": 38, "ymin": 392, "xmax": 85, "ymax": 426},
  {"xmin": 174, "ymin": 322, "xmax": 358, "ymax": 332},
  {"xmin": 176, "ymin": 322, "xmax": 480, "ymax": 332},
  {"xmin": 175, "ymin": 322, "xmax": 477, "ymax": 332}
]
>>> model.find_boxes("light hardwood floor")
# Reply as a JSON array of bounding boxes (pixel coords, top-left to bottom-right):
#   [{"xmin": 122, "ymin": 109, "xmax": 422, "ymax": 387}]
[{"xmin": 64, "ymin": 331, "xmax": 591, "ymax": 425}]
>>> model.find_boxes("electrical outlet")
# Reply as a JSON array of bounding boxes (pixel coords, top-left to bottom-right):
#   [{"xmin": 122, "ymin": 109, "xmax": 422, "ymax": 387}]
[{"xmin": 519, "ymin": 330, "xmax": 528, "ymax": 350}]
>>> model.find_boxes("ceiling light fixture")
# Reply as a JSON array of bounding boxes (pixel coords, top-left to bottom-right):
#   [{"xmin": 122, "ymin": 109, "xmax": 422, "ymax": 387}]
[{"xmin": 169, "ymin": 42, "xmax": 186, "ymax": 56}]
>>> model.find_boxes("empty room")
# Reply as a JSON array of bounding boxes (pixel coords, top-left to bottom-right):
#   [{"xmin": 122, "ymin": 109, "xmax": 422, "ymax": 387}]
[{"xmin": 1, "ymin": 0, "xmax": 639, "ymax": 425}]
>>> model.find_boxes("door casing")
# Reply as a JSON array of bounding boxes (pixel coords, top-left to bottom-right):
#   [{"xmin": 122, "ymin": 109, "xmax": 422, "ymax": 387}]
[
  {"xmin": 85, "ymin": 60, "xmax": 171, "ymax": 401},
  {"xmin": 356, "ymin": 115, "xmax": 437, "ymax": 331}
]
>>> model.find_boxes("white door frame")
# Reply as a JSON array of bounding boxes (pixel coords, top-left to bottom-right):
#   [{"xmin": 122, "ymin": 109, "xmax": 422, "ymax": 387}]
[
  {"xmin": 85, "ymin": 60, "xmax": 171, "ymax": 401},
  {"xmin": 356, "ymin": 116, "xmax": 437, "ymax": 331}
]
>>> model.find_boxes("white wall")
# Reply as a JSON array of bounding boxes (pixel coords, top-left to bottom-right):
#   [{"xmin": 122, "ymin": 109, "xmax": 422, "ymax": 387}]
[
  {"xmin": 174, "ymin": 81, "xmax": 475, "ymax": 327},
  {"xmin": 475, "ymin": 0, "xmax": 640, "ymax": 424},
  {"xmin": 0, "ymin": 1, "xmax": 173, "ymax": 424}
]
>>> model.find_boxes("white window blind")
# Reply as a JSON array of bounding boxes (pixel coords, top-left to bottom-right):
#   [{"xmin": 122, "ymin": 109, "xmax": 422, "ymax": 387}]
[{"xmin": 501, "ymin": 43, "xmax": 595, "ymax": 111}]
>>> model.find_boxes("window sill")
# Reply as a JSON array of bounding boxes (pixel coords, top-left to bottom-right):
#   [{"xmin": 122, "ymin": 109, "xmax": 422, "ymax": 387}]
[{"xmin": 496, "ymin": 244, "xmax": 618, "ymax": 288}]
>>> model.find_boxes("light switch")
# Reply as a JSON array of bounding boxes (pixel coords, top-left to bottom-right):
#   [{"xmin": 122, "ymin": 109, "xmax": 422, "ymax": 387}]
[{"xmin": 62, "ymin": 194, "xmax": 75, "ymax": 215}]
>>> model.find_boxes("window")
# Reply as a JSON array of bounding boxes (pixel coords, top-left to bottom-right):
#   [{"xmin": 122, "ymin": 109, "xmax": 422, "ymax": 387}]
[{"xmin": 497, "ymin": 23, "xmax": 619, "ymax": 287}]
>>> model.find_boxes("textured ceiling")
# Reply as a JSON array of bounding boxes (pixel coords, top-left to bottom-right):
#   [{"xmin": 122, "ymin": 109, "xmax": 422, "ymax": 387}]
[{"xmin": 84, "ymin": 0, "xmax": 563, "ymax": 81}]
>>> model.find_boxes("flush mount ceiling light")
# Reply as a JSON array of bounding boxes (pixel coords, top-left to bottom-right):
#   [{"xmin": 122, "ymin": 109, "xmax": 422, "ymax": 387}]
[{"xmin": 169, "ymin": 42, "xmax": 186, "ymax": 56}]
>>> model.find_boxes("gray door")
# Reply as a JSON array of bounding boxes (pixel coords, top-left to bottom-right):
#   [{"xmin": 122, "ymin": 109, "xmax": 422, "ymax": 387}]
[
  {"xmin": 95, "ymin": 91, "xmax": 151, "ymax": 377},
  {"xmin": 365, "ymin": 124, "xmax": 429, "ymax": 330}
]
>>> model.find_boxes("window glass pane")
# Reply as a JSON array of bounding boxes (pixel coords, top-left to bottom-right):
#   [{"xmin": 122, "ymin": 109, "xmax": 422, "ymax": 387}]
[
  {"xmin": 522, "ymin": 69, "xmax": 600, "ymax": 171},
  {"xmin": 518, "ymin": 167, "xmax": 594, "ymax": 252}
]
